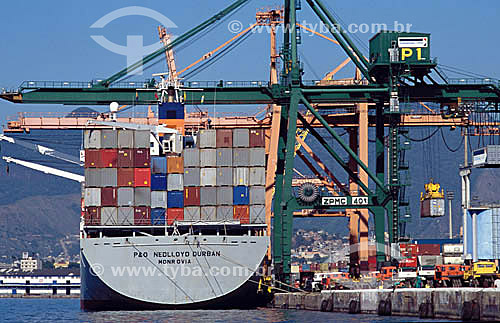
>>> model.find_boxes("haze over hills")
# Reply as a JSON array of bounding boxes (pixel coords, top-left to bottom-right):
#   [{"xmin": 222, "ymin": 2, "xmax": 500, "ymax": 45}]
[{"xmin": 0, "ymin": 125, "xmax": 499, "ymax": 259}]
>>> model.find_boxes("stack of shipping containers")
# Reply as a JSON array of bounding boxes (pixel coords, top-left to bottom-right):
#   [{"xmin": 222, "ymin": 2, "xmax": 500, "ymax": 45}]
[
  {"xmin": 157, "ymin": 102, "xmax": 185, "ymax": 225},
  {"xmin": 84, "ymin": 122, "xmax": 266, "ymax": 227},
  {"xmin": 184, "ymin": 128, "xmax": 267, "ymax": 224},
  {"xmin": 84, "ymin": 129, "xmax": 152, "ymax": 226}
]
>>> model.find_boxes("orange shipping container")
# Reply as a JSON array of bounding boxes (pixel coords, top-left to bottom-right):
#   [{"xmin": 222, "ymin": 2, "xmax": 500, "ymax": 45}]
[
  {"xmin": 167, "ymin": 156, "xmax": 184, "ymax": 173},
  {"xmin": 233, "ymin": 205, "xmax": 249, "ymax": 224},
  {"xmin": 134, "ymin": 168, "xmax": 150, "ymax": 187}
]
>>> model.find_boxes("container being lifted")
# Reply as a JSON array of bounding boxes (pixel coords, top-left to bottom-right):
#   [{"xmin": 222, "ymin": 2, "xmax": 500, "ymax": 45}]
[{"xmin": 420, "ymin": 179, "xmax": 445, "ymax": 218}]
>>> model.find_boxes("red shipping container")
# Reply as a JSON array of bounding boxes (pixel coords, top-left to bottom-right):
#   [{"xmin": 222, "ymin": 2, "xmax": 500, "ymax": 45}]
[
  {"xmin": 399, "ymin": 256, "xmax": 418, "ymax": 268},
  {"xmin": 184, "ymin": 187, "xmax": 200, "ymax": 206},
  {"xmin": 85, "ymin": 149, "xmax": 101, "ymax": 168},
  {"xmin": 134, "ymin": 168, "xmax": 150, "ymax": 187},
  {"xmin": 134, "ymin": 207, "xmax": 151, "ymax": 225},
  {"xmin": 101, "ymin": 187, "xmax": 117, "ymax": 206},
  {"xmin": 117, "ymin": 149, "xmax": 134, "ymax": 168},
  {"xmin": 85, "ymin": 207, "xmax": 101, "ymax": 225},
  {"xmin": 100, "ymin": 149, "xmax": 118, "ymax": 168},
  {"xmin": 134, "ymin": 148, "xmax": 150, "ymax": 168},
  {"xmin": 117, "ymin": 168, "xmax": 134, "ymax": 187},
  {"xmin": 249, "ymin": 129, "xmax": 265, "ymax": 147},
  {"xmin": 400, "ymin": 243, "xmax": 419, "ymax": 257},
  {"xmin": 167, "ymin": 208, "xmax": 184, "ymax": 225},
  {"xmin": 233, "ymin": 205, "xmax": 249, "ymax": 224},
  {"xmin": 418, "ymin": 244, "xmax": 441, "ymax": 256},
  {"xmin": 216, "ymin": 129, "xmax": 233, "ymax": 147}
]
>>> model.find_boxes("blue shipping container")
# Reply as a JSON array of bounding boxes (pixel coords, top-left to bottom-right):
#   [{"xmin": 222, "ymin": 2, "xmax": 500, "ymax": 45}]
[
  {"xmin": 233, "ymin": 186, "xmax": 249, "ymax": 205},
  {"xmin": 159, "ymin": 102, "xmax": 184, "ymax": 119},
  {"xmin": 151, "ymin": 208, "xmax": 166, "ymax": 225},
  {"xmin": 167, "ymin": 191, "xmax": 184, "ymax": 208},
  {"xmin": 151, "ymin": 173, "xmax": 167, "ymax": 191},
  {"xmin": 151, "ymin": 156, "xmax": 167, "ymax": 174}
]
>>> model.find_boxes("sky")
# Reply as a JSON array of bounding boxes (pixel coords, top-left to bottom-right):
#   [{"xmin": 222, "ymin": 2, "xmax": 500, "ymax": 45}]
[{"xmin": 0, "ymin": 0, "xmax": 499, "ymax": 124}]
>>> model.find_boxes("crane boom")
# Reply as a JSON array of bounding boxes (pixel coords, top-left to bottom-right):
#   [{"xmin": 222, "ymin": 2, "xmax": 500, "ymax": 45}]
[
  {"xmin": 2, "ymin": 156, "xmax": 84, "ymax": 182},
  {"xmin": 0, "ymin": 134, "xmax": 82, "ymax": 165}
]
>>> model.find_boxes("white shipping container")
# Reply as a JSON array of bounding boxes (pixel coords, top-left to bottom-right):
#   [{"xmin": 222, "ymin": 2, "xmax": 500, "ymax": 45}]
[
  {"xmin": 249, "ymin": 148, "xmax": 266, "ymax": 166},
  {"xmin": 84, "ymin": 129, "xmax": 101, "ymax": 149},
  {"xmin": 443, "ymin": 256, "xmax": 463, "ymax": 265},
  {"xmin": 84, "ymin": 188, "xmax": 101, "ymax": 207},
  {"xmin": 134, "ymin": 130, "xmax": 150, "ymax": 148},
  {"xmin": 101, "ymin": 207, "xmax": 118, "ymax": 225},
  {"xmin": 216, "ymin": 167, "xmax": 233, "ymax": 186},
  {"xmin": 184, "ymin": 207, "xmax": 201, "ymax": 221},
  {"xmin": 199, "ymin": 129, "xmax": 217, "ymax": 148},
  {"xmin": 167, "ymin": 174, "xmax": 184, "ymax": 191},
  {"xmin": 200, "ymin": 168, "xmax": 217, "ymax": 186},
  {"xmin": 217, "ymin": 187, "xmax": 233, "ymax": 205},
  {"xmin": 117, "ymin": 207, "xmax": 134, "ymax": 225},
  {"xmin": 249, "ymin": 167, "xmax": 266, "ymax": 186},
  {"xmin": 201, "ymin": 206, "xmax": 217, "ymax": 221},
  {"xmin": 442, "ymin": 244, "xmax": 464, "ymax": 255},
  {"xmin": 117, "ymin": 188, "xmax": 134, "ymax": 206},
  {"xmin": 233, "ymin": 129, "xmax": 249, "ymax": 147},
  {"xmin": 183, "ymin": 148, "xmax": 200, "ymax": 167},
  {"xmin": 233, "ymin": 167, "xmax": 249, "ymax": 186},
  {"xmin": 250, "ymin": 186, "xmax": 265, "ymax": 205},
  {"xmin": 216, "ymin": 206, "xmax": 232, "ymax": 221},
  {"xmin": 200, "ymin": 149, "xmax": 217, "ymax": 167},
  {"xmin": 216, "ymin": 148, "xmax": 232, "ymax": 167},
  {"xmin": 250, "ymin": 205, "xmax": 265, "ymax": 224},
  {"xmin": 118, "ymin": 130, "xmax": 134, "ymax": 148},
  {"xmin": 233, "ymin": 148, "xmax": 250, "ymax": 167},
  {"xmin": 418, "ymin": 255, "xmax": 443, "ymax": 266},
  {"xmin": 151, "ymin": 191, "xmax": 168, "ymax": 208}
]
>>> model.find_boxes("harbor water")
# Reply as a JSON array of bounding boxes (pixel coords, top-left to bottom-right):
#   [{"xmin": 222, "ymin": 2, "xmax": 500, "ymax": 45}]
[{"xmin": 0, "ymin": 298, "xmax": 459, "ymax": 322}]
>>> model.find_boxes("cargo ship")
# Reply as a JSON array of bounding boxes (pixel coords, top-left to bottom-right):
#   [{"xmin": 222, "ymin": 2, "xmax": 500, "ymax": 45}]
[{"xmin": 80, "ymin": 100, "xmax": 272, "ymax": 310}]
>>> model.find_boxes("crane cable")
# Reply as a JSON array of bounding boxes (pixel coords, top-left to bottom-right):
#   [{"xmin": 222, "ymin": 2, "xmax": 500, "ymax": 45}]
[
  {"xmin": 183, "ymin": 30, "xmax": 254, "ymax": 79},
  {"xmin": 401, "ymin": 127, "xmax": 440, "ymax": 142}
]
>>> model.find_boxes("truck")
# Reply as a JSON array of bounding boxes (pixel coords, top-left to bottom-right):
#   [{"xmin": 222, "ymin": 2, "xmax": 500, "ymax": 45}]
[
  {"xmin": 434, "ymin": 264, "xmax": 465, "ymax": 287},
  {"xmin": 397, "ymin": 267, "xmax": 418, "ymax": 286},
  {"xmin": 463, "ymin": 261, "xmax": 499, "ymax": 287},
  {"xmin": 377, "ymin": 266, "xmax": 397, "ymax": 281}
]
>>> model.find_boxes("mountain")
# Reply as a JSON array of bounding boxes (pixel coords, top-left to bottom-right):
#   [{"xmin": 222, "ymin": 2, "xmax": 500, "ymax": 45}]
[{"xmin": 0, "ymin": 193, "xmax": 81, "ymax": 261}]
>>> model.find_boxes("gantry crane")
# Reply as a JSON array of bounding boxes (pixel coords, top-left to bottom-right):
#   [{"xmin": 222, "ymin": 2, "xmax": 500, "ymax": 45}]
[{"xmin": 2, "ymin": 0, "xmax": 500, "ymax": 285}]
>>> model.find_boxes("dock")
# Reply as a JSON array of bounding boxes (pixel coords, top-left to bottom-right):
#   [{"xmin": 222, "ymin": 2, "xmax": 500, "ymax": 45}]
[{"xmin": 273, "ymin": 288, "xmax": 500, "ymax": 321}]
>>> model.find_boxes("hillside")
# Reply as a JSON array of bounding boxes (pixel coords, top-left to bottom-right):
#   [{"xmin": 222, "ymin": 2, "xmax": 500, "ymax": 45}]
[{"xmin": 0, "ymin": 193, "xmax": 81, "ymax": 261}]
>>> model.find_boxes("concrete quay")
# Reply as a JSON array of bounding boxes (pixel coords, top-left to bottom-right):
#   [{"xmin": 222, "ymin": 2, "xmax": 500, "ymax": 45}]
[{"xmin": 273, "ymin": 288, "xmax": 500, "ymax": 321}]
